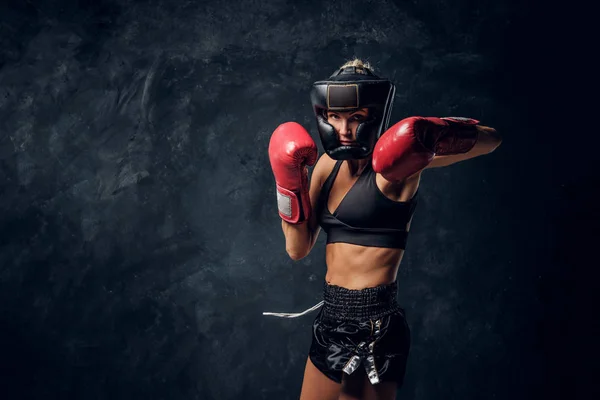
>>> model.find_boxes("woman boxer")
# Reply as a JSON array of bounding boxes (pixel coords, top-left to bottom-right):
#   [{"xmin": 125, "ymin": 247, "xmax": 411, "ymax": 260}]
[{"xmin": 267, "ymin": 59, "xmax": 502, "ymax": 400}]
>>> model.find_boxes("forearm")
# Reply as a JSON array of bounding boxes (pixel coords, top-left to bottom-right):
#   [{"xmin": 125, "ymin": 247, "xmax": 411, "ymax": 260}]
[{"xmin": 281, "ymin": 220, "xmax": 315, "ymax": 260}]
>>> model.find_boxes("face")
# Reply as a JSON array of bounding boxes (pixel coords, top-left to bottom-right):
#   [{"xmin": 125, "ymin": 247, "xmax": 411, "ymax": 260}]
[{"xmin": 326, "ymin": 108, "xmax": 369, "ymax": 145}]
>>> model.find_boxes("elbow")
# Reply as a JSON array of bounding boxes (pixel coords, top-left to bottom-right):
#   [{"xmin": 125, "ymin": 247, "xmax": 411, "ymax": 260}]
[
  {"xmin": 489, "ymin": 135, "xmax": 502, "ymax": 153},
  {"xmin": 286, "ymin": 246, "xmax": 309, "ymax": 261},
  {"xmin": 489, "ymin": 128, "xmax": 502, "ymax": 148},
  {"xmin": 478, "ymin": 126, "xmax": 502, "ymax": 154},
  {"xmin": 485, "ymin": 139, "xmax": 502, "ymax": 155},
  {"xmin": 286, "ymin": 249, "xmax": 308, "ymax": 261}
]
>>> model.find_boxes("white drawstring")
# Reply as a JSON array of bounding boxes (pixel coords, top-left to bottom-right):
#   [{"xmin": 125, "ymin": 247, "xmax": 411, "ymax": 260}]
[{"xmin": 262, "ymin": 300, "xmax": 324, "ymax": 318}]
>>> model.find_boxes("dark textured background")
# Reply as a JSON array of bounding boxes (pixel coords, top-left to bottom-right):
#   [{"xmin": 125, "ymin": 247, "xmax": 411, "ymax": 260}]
[{"xmin": 0, "ymin": 0, "xmax": 594, "ymax": 399}]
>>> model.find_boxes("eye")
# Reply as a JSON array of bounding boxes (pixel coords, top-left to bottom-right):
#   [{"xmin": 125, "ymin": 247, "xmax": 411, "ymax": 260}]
[
  {"xmin": 328, "ymin": 114, "xmax": 340, "ymax": 120},
  {"xmin": 352, "ymin": 115, "xmax": 365, "ymax": 122}
]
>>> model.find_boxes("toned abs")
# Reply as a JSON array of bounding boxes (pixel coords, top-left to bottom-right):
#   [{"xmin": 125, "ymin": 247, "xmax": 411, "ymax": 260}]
[{"xmin": 324, "ymin": 161, "xmax": 420, "ymax": 289}]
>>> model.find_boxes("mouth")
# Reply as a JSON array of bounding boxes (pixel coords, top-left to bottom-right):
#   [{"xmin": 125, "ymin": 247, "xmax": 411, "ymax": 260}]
[{"xmin": 339, "ymin": 140, "xmax": 359, "ymax": 147}]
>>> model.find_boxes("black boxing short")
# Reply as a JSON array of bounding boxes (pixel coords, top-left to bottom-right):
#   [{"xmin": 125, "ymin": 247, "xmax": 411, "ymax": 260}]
[{"xmin": 308, "ymin": 281, "xmax": 411, "ymax": 386}]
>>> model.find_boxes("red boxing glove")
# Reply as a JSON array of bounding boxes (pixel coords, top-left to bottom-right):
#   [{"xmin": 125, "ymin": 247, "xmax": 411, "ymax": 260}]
[
  {"xmin": 268, "ymin": 122, "xmax": 318, "ymax": 224},
  {"xmin": 372, "ymin": 116, "xmax": 479, "ymax": 182}
]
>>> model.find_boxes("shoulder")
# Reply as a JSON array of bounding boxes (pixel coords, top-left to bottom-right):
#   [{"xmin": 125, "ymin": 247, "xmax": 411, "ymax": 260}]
[
  {"xmin": 316, "ymin": 152, "xmax": 336, "ymax": 167},
  {"xmin": 311, "ymin": 153, "xmax": 337, "ymax": 185}
]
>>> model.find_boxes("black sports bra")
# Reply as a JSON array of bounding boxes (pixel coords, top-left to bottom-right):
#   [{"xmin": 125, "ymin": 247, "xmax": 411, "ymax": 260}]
[{"xmin": 317, "ymin": 160, "xmax": 419, "ymax": 249}]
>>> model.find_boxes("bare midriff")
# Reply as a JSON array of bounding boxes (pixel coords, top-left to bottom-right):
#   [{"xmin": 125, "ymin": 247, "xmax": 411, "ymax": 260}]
[{"xmin": 324, "ymin": 243, "xmax": 405, "ymax": 289}]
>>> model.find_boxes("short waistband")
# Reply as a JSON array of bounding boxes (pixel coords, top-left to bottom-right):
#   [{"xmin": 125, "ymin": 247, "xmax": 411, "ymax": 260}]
[
  {"xmin": 262, "ymin": 281, "xmax": 402, "ymax": 320},
  {"xmin": 321, "ymin": 281, "xmax": 401, "ymax": 321}
]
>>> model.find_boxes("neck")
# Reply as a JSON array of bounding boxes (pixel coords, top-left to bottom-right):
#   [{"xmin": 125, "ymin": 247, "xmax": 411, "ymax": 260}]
[{"xmin": 347, "ymin": 158, "xmax": 370, "ymax": 177}]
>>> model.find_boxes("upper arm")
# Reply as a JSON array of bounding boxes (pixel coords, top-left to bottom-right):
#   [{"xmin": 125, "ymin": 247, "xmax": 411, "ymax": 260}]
[
  {"xmin": 306, "ymin": 154, "xmax": 332, "ymax": 244},
  {"xmin": 426, "ymin": 125, "xmax": 502, "ymax": 169}
]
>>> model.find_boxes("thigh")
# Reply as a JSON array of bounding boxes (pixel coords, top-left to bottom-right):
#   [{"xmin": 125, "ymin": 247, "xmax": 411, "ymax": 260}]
[
  {"xmin": 338, "ymin": 365, "xmax": 398, "ymax": 400},
  {"xmin": 362, "ymin": 380, "xmax": 398, "ymax": 400},
  {"xmin": 299, "ymin": 357, "xmax": 341, "ymax": 400},
  {"xmin": 338, "ymin": 366, "xmax": 366, "ymax": 400}
]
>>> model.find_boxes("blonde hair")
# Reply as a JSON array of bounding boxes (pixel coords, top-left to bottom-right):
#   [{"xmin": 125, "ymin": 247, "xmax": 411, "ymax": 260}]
[{"xmin": 339, "ymin": 58, "xmax": 374, "ymax": 73}]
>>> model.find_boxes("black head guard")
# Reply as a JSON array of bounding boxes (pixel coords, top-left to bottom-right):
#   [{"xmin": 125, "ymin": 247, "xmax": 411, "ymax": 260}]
[{"xmin": 310, "ymin": 66, "xmax": 395, "ymax": 160}]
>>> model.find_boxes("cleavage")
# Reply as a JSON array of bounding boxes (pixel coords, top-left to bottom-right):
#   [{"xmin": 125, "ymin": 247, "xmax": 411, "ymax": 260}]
[{"xmin": 327, "ymin": 165, "xmax": 366, "ymax": 215}]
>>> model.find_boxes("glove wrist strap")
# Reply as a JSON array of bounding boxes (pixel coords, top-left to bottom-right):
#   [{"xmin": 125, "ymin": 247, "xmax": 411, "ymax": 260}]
[{"xmin": 276, "ymin": 185, "xmax": 307, "ymax": 224}]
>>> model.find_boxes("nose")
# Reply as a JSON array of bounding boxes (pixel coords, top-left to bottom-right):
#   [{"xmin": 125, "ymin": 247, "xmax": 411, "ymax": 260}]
[{"xmin": 338, "ymin": 119, "xmax": 351, "ymax": 137}]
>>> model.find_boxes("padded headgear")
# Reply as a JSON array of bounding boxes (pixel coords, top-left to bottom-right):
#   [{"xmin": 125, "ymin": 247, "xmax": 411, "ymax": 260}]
[{"xmin": 310, "ymin": 66, "xmax": 395, "ymax": 160}]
